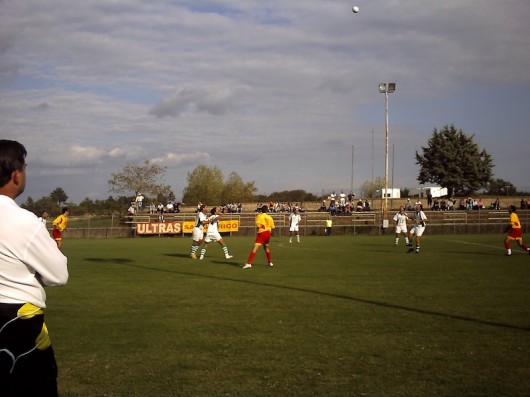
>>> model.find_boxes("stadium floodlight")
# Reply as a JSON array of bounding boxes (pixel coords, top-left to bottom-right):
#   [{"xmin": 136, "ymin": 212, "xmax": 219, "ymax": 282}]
[{"xmin": 378, "ymin": 83, "xmax": 396, "ymax": 225}]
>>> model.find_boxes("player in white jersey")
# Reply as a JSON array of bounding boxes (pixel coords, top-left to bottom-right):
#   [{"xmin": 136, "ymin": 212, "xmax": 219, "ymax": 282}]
[
  {"xmin": 199, "ymin": 207, "xmax": 233, "ymax": 260},
  {"xmin": 289, "ymin": 208, "xmax": 302, "ymax": 243},
  {"xmin": 407, "ymin": 204, "xmax": 427, "ymax": 253},
  {"xmin": 392, "ymin": 206, "xmax": 410, "ymax": 246},
  {"xmin": 190, "ymin": 204, "xmax": 208, "ymax": 259}
]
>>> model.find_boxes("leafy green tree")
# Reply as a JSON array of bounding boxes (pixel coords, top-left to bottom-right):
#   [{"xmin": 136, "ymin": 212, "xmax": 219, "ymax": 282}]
[
  {"xmin": 182, "ymin": 165, "xmax": 256, "ymax": 205},
  {"xmin": 182, "ymin": 165, "xmax": 224, "ymax": 205},
  {"xmin": 263, "ymin": 189, "xmax": 317, "ymax": 202},
  {"xmin": 108, "ymin": 161, "xmax": 171, "ymax": 198},
  {"xmin": 50, "ymin": 187, "xmax": 69, "ymax": 206},
  {"xmin": 359, "ymin": 177, "xmax": 385, "ymax": 198},
  {"xmin": 415, "ymin": 124, "xmax": 494, "ymax": 197},
  {"xmin": 222, "ymin": 172, "xmax": 257, "ymax": 203},
  {"xmin": 487, "ymin": 178, "xmax": 516, "ymax": 196}
]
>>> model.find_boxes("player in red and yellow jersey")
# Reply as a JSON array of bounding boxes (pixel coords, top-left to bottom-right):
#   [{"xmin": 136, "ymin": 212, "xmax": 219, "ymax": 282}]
[
  {"xmin": 243, "ymin": 205, "xmax": 275, "ymax": 269},
  {"xmin": 52, "ymin": 207, "xmax": 69, "ymax": 250},
  {"xmin": 504, "ymin": 205, "xmax": 530, "ymax": 256}
]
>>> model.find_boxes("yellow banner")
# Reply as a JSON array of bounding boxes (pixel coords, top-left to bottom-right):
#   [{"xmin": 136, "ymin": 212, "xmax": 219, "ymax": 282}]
[{"xmin": 182, "ymin": 220, "xmax": 239, "ymax": 234}]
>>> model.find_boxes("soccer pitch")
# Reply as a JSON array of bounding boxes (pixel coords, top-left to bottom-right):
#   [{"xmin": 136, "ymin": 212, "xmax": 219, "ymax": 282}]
[{"xmin": 48, "ymin": 235, "xmax": 530, "ymax": 396}]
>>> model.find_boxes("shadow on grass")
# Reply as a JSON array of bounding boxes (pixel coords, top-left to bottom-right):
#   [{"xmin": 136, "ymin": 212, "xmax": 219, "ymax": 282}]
[{"xmin": 84, "ymin": 256, "xmax": 530, "ymax": 333}]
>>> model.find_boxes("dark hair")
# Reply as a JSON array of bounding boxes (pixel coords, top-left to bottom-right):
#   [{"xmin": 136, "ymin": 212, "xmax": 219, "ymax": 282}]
[
  {"xmin": 509, "ymin": 205, "xmax": 516, "ymax": 213},
  {"xmin": 261, "ymin": 205, "xmax": 269, "ymax": 213},
  {"xmin": 0, "ymin": 140, "xmax": 27, "ymax": 188},
  {"xmin": 62, "ymin": 207, "xmax": 69, "ymax": 214},
  {"xmin": 210, "ymin": 207, "xmax": 217, "ymax": 215}
]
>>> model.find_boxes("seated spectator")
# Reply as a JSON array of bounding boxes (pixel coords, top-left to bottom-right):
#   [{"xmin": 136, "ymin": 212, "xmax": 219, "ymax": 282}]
[
  {"xmin": 363, "ymin": 199, "xmax": 371, "ymax": 211},
  {"xmin": 440, "ymin": 199, "xmax": 447, "ymax": 211},
  {"xmin": 432, "ymin": 198, "xmax": 440, "ymax": 211},
  {"xmin": 356, "ymin": 199, "xmax": 364, "ymax": 212}
]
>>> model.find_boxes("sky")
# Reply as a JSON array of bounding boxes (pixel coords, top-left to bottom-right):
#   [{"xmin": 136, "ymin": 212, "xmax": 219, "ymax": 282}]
[{"xmin": 1, "ymin": 0, "xmax": 529, "ymax": 204}]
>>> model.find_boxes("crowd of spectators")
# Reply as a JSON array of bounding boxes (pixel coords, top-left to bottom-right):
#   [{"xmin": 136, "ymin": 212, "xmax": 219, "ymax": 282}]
[{"xmin": 318, "ymin": 191, "xmax": 371, "ymax": 215}]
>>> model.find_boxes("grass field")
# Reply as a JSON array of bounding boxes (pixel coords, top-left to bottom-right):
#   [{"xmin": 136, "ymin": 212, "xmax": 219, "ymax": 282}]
[{"xmin": 46, "ymin": 234, "xmax": 530, "ymax": 396}]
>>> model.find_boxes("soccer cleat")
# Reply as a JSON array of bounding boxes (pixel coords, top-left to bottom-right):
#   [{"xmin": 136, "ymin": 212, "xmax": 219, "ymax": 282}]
[
  {"xmin": 191, "ymin": 253, "xmax": 197, "ymax": 259},
  {"xmin": 407, "ymin": 247, "xmax": 414, "ymax": 253},
  {"xmin": 242, "ymin": 264, "xmax": 252, "ymax": 269},
  {"xmin": 225, "ymin": 254, "xmax": 233, "ymax": 259},
  {"xmin": 269, "ymin": 263, "xmax": 274, "ymax": 267},
  {"xmin": 199, "ymin": 255, "xmax": 204, "ymax": 260}
]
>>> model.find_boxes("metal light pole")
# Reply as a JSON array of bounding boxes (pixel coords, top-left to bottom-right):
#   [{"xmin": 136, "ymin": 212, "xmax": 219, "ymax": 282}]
[{"xmin": 378, "ymin": 83, "xmax": 396, "ymax": 224}]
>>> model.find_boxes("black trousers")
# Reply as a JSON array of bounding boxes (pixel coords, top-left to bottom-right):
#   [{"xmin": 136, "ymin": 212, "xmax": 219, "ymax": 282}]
[{"xmin": 0, "ymin": 303, "xmax": 58, "ymax": 397}]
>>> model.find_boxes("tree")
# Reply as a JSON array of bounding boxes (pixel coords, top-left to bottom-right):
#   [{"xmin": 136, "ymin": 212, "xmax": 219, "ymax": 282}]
[
  {"xmin": 487, "ymin": 178, "xmax": 516, "ymax": 196},
  {"xmin": 222, "ymin": 172, "xmax": 257, "ymax": 203},
  {"xmin": 182, "ymin": 165, "xmax": 257, "ymax": 205},
  {"xmin": 108, "ymin": 161, "xmax": 171, "ymax": 199},
  {"xmin": 415, "ymin": 124, "xmax": 494, "ymax": 197},
  {"xmin": 182, "ymin": 165, "xmax": 224, "ymax": 205},
  {"xmin": 50, "ymin": 187, "xmax": 69, "ymax": 206},
  {"xmin": 359, "ymin": 177, "xmax": 385, "ymax": 198}
]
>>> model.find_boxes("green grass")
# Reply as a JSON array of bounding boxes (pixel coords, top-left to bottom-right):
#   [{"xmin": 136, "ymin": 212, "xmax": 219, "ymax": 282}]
[{"xmin": 46, "ymin": 234, "xmax": 530, "ymax": 396}]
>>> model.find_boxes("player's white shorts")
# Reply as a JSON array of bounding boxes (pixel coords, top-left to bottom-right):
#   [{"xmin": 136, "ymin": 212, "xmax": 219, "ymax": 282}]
[
  {"xmin": 204, "ymin": 231, "xmax": 222, "ymax": 243},
  {"xmin": 412, "ymin": 224, "xmax": 426, "ymax": 237},
  {"xmin": 192, "ymin": 227, "xmax": 204, "ymax": 242},
  {"xmin": 395, "ymin": 225, "xmax": 407, "ymax": 234},
  {"xmin": 289, "ymin": 225, "xmax": 299, "ymax": 232}
]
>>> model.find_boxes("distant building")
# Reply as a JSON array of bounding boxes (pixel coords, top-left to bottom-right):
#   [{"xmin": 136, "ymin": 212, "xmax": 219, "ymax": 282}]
[
  {"xmin": 375, "ymin": 188, "xmax": 401, "ymax": 199},
  {"xmin": 409, "ymin": 186, "xmax": 448, "ymax": 198}
]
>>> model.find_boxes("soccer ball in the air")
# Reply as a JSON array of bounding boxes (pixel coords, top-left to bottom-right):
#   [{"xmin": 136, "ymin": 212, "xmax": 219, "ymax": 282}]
[{"xmin": 352, "ymin": 6, "xmax": 360, "ymax": 13}]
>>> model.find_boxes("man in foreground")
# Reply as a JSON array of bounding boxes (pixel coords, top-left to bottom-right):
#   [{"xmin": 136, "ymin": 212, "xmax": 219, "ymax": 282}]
[{"xmin": 0, "ymin": 140, "xmax": 69, "ymax": 396}]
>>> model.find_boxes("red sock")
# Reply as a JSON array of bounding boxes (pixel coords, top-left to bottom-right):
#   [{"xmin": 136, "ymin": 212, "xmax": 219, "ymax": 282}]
[
  {"xmin": 266, "ymin": 251, "xmax": 272, "ymax": 263},
  {"xmin": 504, "ymin": 242, "xmax": 511, "ymax": 250},
  {"xmin": 247, "ymin": 252, "xmax": 256, "ymax": 264}
]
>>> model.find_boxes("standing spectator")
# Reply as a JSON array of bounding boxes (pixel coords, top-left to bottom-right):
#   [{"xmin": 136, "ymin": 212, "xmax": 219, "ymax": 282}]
[
  {"xmin": 243, "ymin": 205, "xmax": 275, "ymax": 269},
  {"xmin": 329, "ymin": 191, "xmax": 337, "ymax": 208},
  {"xmin": 325, "ymin": 215, "xmax": 333, "ymax": 236},
  {"xmin": 0, "ymin": 139, "xmax": 68, "ymax": 396},
  {"xmin": 407, "ymin": 204, "xmax": 427, "ymax": 253},
  {"xmin": 426, "ymin": 191, "xmax": 433, "ymax": 208},
  {"xmin": 504, "ymin": 205, "xmax": 530, "ymax": 256},
  {"xmin": 52, "ymin": 207, "xmax": 69, "ymax": 250},
  {"xmin": 393, "ymin": 206, "xmax": 410, "ymax": 246},
  {"xmin": 135, "ymin": 193, "xmax": 144, "ymax": 210},
  {"xmin": 157, "ymin": 203, "xmax": 164, "ymax": 222},
  {"xmin": 289, "ymin": 208, "xmax": 302, "ymax": 243},
  {"xmin": 199, "ymin": 207, "xmax": 233, "ymax": 260}
]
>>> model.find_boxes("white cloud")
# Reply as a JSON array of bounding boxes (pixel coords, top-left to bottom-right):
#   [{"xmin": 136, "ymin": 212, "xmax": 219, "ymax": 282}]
[{"xmin": 1, "ymin": 0, "xmax": 529, "ymax": 202}]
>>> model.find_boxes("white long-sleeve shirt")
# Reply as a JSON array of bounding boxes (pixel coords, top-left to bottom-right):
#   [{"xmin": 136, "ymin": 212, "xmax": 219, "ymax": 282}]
[{"xmin": 0, "ymin": 195, "xmax": 68, "ymax": 308}]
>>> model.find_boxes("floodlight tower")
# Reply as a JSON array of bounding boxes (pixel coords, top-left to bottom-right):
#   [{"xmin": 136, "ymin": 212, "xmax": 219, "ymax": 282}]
[{"xmin": 378, "ymin": 83, "xmax": 396, "ymax": 224}]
